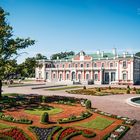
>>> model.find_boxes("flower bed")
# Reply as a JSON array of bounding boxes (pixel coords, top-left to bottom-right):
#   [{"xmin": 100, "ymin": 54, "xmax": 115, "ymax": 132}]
[
  {"xmin": 0, "ymin": 128, "xmax": 31, "ymax": 140},
  {"xmin": 54, "ymin": 100, "xmax": 75, "ymax": 106},
  {"xmin": 29, "ymin": 126, "xmax": 61, "ymax": 140},
  {"xmin": 82, "ymin": 129, "xmax": 96, "ymax": 138},
  {"xmin": 56, "ymin": 127, "xmax": 96, "ymax": 140},
  {"xmin": 89, "ymin": 108, "xmax": 136, "ymax": 126},
  {"xmin": 67, "ymin": 87, "xmax": 139, "ymax": 96},
  {"xmin": 45, "ymin": 95, "xmax": 87, "ymax": 104},
  {"xmin": 0, "ymin": 113, "xmax": 32, "ymax": 124},
  {"xmin": 102, "ymin": 125, "xmax": 130, "ymax": 140},
  {"xmin": 56, "ymin": 127, "xmax": 81, "ymax": 140},
  {"xmin": 58, "ymin": 111, "xmax": 92, "ymax": 124}
]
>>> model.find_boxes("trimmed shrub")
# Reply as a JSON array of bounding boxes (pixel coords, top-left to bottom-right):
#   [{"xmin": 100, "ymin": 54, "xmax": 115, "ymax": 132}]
[
  {"xmin": 136, "ymin": 90, "xmax": 140, "ymax": 94},
  {"xmin": 127, "ymin": 85, "xmax": 130, "ymax": 89},
  {"xmin": 96, "ymin": 88, "xmax": 101, "ymax": 92},
  {"xmin": 133, "ymin": 87, "xmax": 136, "ymax": 91},
  {"xmin": 85, "ymin": 100, "xmax": 92, "ymax": 109},
  {"xmin": 83, "ymin": 86, "xmax": 86, "ymax": 89},
  {"xmin": 108, "ymin": 86, "xmax": 111, "ymax": 90},
  {"xmin": 126, "ymin": 89, "xmax": 130, "ymax": 94},
  {"xmin": 41, "ymin": 112, "xmax": 49, "ymax": 123},
  {"xmin": 42, "ymin": 96, "xmax": 46, "ymax": 103}
]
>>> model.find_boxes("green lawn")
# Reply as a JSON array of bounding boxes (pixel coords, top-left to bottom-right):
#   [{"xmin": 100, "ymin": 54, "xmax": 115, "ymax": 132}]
[
  {"xmin": 75, "ymin": 116, "xmax": 114, "ymax": 130},
  {"xmin": 0, "ymin": 123, "xmax": 12, "ymax": 129},
  {"xmin": 25, "ymin": 107, "xmax": 63, "ymax": 115},
  {"xmin": 47, "ymin": 86, "xmax": 81, "ymax": 91}
]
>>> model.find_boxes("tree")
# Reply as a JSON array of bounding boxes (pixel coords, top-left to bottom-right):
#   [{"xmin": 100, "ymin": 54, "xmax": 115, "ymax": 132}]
[
  {"xmin": 135, "ymin": 52, "xmax": 140, "ymax": 57},
  {"xmin": 51, "ymin": 51, "xmax": 75, "ymax": 60},
  {"xmin": 0, "ymin": 7, "xmax": 35, "ymax": 98},
  {"xmin": 36, "ymin": 53, "xmax": 47, "ymax": 60},
  {"xmin": 17, "ymin": 53, "xmax": 47, "ymax": 78}
]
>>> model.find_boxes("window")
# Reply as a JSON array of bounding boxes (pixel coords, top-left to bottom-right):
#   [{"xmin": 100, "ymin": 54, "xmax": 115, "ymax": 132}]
[
  {"xmin": 62, "ymin": 64, "xmax": 65, "ymax": 68},
  {"xmin": 78, "ymin": 74, "xmax": 81, "ymax": 80},
  {"xmin": 123, "ymin": 61, "xmax": 127, "ymax": 68},
  {"xmin": 53, "ymin": 74, "xmax": 55, "ymax": 79},
  {"xmin": 94, "ymin": 74, "xmax": 98, "ymax": 81},
  {"xmin": 94, "ymin": 63, "xmax": 97, "ymax": 67},
  {"xmin": 57, "ymin": 64, "xmax": 59, "ymax": 68},
  {"xmin": 111, "ymin": 72, "xmax": 115, "ymax": 81},
  {"xmin": 86, "ymin": 74, "xmax": 89, "ymax": 80},
  {"xmin": 102, "ymin": 63, "xmax": 104, "ymax": 67},
  {"xmin": 66, "ymin": 74, "xmax": 69, "ymax": 80},
  {"xmin": 87, "ymin": 64, "xmax": 89, "ymax": 67},
  {"xmin": 122, "ymin": 73, "xmax": 127, "ymax": 80},
  {"xmin": 110, "ymin": 63, "xmax": 113, "ymax": 67},
  {"xmin": 59, "ymin": 74, "xmax": 62, "ymax": 80},
  {"xmin": 81, "ymin": 64, "xmax": 83, "ymax": 67},
  {"xmin": 75, "ymin": 64, "xmax": 78, "ymax": 68},
  {"xmin": 69, "ymin": 64, "xmax": 71, "ymax": 68},
  {"xmin": 46, "ymin": 72, "xmax": 48, "ymax": 79}
]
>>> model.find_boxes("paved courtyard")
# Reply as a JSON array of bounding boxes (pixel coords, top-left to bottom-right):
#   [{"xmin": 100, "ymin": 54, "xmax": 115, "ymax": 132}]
[{"xmin": 2, "ymin": 84, "xmax": 140, "ymax": 140}]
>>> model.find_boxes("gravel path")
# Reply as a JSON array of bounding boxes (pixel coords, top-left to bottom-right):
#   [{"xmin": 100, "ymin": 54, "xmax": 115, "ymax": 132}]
[{"xmin": 2, "ymin": 85, "xmax": 140, "ymax": 140}]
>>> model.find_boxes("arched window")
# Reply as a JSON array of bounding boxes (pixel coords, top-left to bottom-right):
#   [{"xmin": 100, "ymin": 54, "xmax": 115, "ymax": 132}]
[
  {"xmin": 69, "ymin": 64, "xmax": 71, "ymax": 68},
  {"xmin": 53, "ymin": 73, "xmax": 55, "ymax": 79},
  {"xmin": 110, "ymin": 63, "xmax": 113, "ymax": 67},
  {"xmin": 78, "ymin": 74, "xmax": 81, "ymax": 80},
  {"xmin": 102, "ymin": 63, "xmax": 104, "ymax": 67},
  {"xmin": 87, "ymin": 64, "xmax": 89, "ymax": 67},
  {"xmin": 46, "ymin": 72, "xmax": 48, "ymax": 79},
  {"xmin": 94, "ymin": 74, "xmax": 98, "ymax": 81},
  {"xmin": 94, "ymin": 63, "xmax": 97, "ymax": 67},
  {"xmin": 66, "ymin": 74, "xmax": 69, "ymax": 80},
  {"xmin": 75, "ymin": 64, "xmax": 78, "ymax": 68},
  {"xmin": 123, "ymin": 61, "xmax": 127, "ymax": 68},
  {"xmin": 81, "ymin": 64, "xmax": 83, "ymax": 67},
  {"xmin": 86, "ymin": 74, "xmax": 89, "ymax": 80},
  {"xmin": 122, "ymin": 73, "xmax": 127, "ymax": 80}
]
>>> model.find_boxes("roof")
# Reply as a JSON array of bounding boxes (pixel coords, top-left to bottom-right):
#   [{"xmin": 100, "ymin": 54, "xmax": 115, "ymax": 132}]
[{"xmin": 53, "ymin": 52, "xmax": 133, "ymax": 61}]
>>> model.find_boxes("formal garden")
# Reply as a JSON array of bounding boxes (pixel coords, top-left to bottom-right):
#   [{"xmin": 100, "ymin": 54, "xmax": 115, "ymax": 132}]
[
  {"xmin": 0, "ymin": 94, "xmax": 136, "ymax": 140},
  {"xmin": 66, "ymin": 85, "xmax": 140, "ymax": 96}
]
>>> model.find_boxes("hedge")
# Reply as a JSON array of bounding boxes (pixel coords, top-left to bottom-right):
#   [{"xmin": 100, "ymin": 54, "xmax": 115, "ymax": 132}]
[
  {"xmin": 58, "ymin": 111, "xmax": 92, "ymax": 124},
  {"xmin": 41, "ymin": 112, "xmax": 49, "ymax": 123},
  {"xmin": 0, "ymin": 113, "xmax": 32, "ymax": 124},
  {"xmin": 102, "ymin": 125, "xmax": 130, "ymax": 140}
]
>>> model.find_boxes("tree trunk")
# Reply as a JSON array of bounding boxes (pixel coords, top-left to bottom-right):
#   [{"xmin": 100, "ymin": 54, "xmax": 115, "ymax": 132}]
[{"xmin": 0, "ymin": 80, "xmax": 2, "ymax": 99}]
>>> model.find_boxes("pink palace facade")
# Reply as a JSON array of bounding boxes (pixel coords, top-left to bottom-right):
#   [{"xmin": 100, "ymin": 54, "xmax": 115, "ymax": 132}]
[{"xmin": 35, "ymin": 49, "xmax": 140, "ymax": 85}]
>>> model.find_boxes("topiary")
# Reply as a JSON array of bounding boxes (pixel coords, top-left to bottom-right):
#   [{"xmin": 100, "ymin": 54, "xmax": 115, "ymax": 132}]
[
  {"xmin": 96, "ymin": 87, "xmax": 101, "ymax": 92},
  {"xmin": 126, "ymin": 89, "xmax": 130, "ymax": 94},
  {"xmin": 83, "ymin": 86, "xmax": 86, "ymax": 90},
  {"xmin": 41, "ymin": 112, "xmax": 49, "ymax": 123},
  {"xmin": 136, "ymin": 90, "xmax": 140, "ymax": 94},
  {"xmin": 127, "ymin": 85, "xmax": 130, "ymax": 89},
  {"xmin": 85, "ymin": 100, "xmax": 92, "ymax": 109},
  {"xmin": 42, "ymin": 96, "xmax": 46, "ymax": 103},
  {"xmin": 133, "ymin": 87, "xmax": 136, "ymax": 91}
]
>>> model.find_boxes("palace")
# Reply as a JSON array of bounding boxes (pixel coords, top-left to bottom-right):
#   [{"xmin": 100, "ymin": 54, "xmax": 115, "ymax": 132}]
[{"xmin": 35, "ymin": 49, "xmax": 140, "ymax": 85}]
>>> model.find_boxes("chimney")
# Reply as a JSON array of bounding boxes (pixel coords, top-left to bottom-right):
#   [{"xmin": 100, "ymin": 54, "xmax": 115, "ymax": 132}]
[
  {"xmin": 112, "ymin": 48, "xmax": 117, "ymax": 56},
  {"xmin": 101, "ymin": 51, "xmax": 104, "ymax": 57},
  {"xmin": 96, "ymin": 50, "xmax": 100, "ymax": 55},
  {"xmin": 123, "ymin": 52, "xmax": 126, "ymax": 58}
]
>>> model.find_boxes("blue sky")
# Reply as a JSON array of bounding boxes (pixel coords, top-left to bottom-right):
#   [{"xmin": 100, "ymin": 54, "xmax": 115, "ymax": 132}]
[{"xmin": 0, "ymin": 0, "xmax": 140, "ymax": 63}]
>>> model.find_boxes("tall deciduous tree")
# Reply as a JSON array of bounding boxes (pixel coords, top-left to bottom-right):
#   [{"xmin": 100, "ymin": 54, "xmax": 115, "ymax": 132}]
[
  {"xmin": 0, "ymin": 7, "xmax": 35, "ymax": 98},
  {"xmin": 135, "ymin": 52, "xmax": 140, "ymax": 57},
  {"xmin": 51, "ymin": 51, "xmax": 75, "ymax": 60}
]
